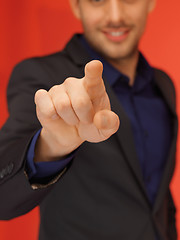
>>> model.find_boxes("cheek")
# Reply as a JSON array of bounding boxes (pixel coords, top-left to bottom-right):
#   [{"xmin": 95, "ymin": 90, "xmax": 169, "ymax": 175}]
[
  {"xmin": 132, "ymin": 10, "xmax": 149, "ymax": 35},
  {"xmin": 81, "ymin": 16, "xmax": 98, "ymax": 32},
  {"xmin": 81, "ymin": 9, "xmax": 105, "ymax": 32}
]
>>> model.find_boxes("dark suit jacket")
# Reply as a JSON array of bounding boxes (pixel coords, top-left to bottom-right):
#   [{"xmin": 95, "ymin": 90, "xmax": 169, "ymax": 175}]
[{"xmin": 0, "ymin": 34, "xmax": 178, "ymax": 240}]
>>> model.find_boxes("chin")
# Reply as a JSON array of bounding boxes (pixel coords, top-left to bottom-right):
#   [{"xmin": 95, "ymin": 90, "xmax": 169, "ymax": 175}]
[
  {"xmin": 96, "ymin": 41, "xmax": 135, "ymax": 59},
  {"xmin": 101, "ymin": 48, "xmax": 135, "ymax": 61}
]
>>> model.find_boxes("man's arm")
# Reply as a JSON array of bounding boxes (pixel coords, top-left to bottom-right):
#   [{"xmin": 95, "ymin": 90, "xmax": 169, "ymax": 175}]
[
  {"xmin": 0, "ymin": 59, "xmax": 57, "ymax": 220},
  {"xmin": 0, "ymin": 59, "xmax": 119, "ymax": 220}
]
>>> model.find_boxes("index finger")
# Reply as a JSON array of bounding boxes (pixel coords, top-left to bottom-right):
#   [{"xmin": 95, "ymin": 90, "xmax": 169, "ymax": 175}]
[{"xmin": 83, "ymin": 60, "xmax": 106, "ymax": 100}]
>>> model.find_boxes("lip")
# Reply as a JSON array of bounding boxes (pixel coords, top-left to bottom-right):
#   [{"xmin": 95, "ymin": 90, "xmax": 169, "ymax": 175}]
[{"xmin": 103, "ymin": 29, "xmax": 130, "ymax": 43}]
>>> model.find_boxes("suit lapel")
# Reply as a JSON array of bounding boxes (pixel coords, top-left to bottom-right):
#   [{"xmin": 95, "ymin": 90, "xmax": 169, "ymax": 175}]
[
  {"xmin": 103, "ymin": 78, "xmax": 151, "ymax": 201},
  {"xmin": 153, "ymin": 69, "xmax": 177, "ymax": 116},
  {"xmin": 153, "ymin": 70, "xmax": 178, "ymax": 212},
  {"xmin": 64, "ymin": 34, "xmax": 92, "ymax": 66},
  {"xmin": 105, "ymin": 70, "xmax": 178, "ymax": 212}
]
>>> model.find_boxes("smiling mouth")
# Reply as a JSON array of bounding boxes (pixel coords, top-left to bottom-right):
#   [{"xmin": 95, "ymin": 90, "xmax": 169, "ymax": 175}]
[
  {"xmin": 112, "ymin": 31, "xmax": 130, "ymax": 37},
  {"xmin": 110, "ymin": 31, "xmax": 125, "ymax": 36},
  {"xmin": 103, "ymin": 30, "xmax": 130, "ymax": 42}
]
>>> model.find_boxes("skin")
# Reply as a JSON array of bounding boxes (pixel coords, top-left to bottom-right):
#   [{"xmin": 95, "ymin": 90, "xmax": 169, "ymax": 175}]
[
  {"xmin": 69, "ymin": 0, "xmax": 156, "ymax": 84},
  {"xmin": 34, "ymin": 61, "xmax": 119, "ymax": 162},
  {"xmin": 34, "ymin": 0, "xmax": 155, "ymax": 163}
]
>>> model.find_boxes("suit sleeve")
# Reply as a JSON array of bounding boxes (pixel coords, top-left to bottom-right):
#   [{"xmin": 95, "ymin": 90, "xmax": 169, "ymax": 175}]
[
  {"xmin": 0, "ymin": 58, "xmax": 67, "ymax": 220},
  {"xmin": 167, "ymin": 190, "xmax": 177, "ymax": 240}
]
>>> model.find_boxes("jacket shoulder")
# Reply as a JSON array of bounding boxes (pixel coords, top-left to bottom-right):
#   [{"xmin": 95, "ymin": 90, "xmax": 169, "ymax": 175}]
[
  {"xmin": 153, "ymin": 68, "xmax": 175, "ymax": 92},
  {"xmin": 153, "ymin": 67, "xmax": 176, "ymax": 110}
]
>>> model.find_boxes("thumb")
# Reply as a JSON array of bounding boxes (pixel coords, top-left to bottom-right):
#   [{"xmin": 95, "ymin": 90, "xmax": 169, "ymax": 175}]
[{"xmin": 93, "ymin": 110, "xmax": 120, "ymax": 139}]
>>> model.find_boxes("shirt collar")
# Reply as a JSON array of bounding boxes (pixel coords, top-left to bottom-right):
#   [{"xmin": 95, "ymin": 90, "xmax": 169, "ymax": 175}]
[{"xmin": 80, "ymin": 35, "xmax": 154, "ymax": 93}]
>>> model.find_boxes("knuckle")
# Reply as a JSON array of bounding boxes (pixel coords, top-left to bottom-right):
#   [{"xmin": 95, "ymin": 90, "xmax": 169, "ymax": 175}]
[
  {"xmin": 57, "ymin": 100, "xmax": 70, "ymax": 112},
  {"xmin": 90, "ymin": 86, "xmax": 106, "ymax": 100},
  {"xmin": 86, "ymin": 81, "xmax": 105, "ymax": 94},
  {"xmin": 49, "ymin": 85, "xmax": 59, "ymax": 95},
  {"xmin": 43, "ymin": 105, "xmax": 55, "ymax": 118},
  {"xmin": 34, "ymin": 89, "xmax": 47, "ymax": 104},
  {"xmin": 86, "ymin": 80, "xmax": 98, "ymax": 88},
  {"xmin": 74, "ymin": 98, "xmax": 88, "ymax": 110},
  {"xmin": 64, "ymin": 77, "xmax": 82, "ymax": 89},
  {"xmin": 64, "ymin": 77, "xmax": 75, "ymax": 86},
  {"xmin": 35, "ymin": 89, "xmax": 42, "ymax": 97}
]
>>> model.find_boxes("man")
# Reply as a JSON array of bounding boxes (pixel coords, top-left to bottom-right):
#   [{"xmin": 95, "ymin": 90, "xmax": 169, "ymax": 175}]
[{"xmin": 0, "ymin": 0, "xmax": 178, "ymax": 239}]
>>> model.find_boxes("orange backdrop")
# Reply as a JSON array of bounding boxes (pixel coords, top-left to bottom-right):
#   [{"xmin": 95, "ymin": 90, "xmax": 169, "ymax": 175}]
[{"xmin": 0, "ymin": 0, "xmax": 180, "ymax": 239}]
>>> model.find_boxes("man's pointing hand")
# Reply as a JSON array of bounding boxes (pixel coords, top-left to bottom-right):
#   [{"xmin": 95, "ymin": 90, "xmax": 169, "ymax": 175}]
[{"xmin": 34, "ymin": 60, "xmax": 120, "ymax": 162}]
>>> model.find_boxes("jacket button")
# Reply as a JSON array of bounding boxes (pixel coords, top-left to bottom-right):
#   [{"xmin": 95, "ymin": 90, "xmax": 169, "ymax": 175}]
[
  {"xmin": 7, "ymin": 163, "xmax": 14, "ymax": 174},
  {"xmin": 0, "ymin": 169, "xmax": 6, "ymax": 179}
]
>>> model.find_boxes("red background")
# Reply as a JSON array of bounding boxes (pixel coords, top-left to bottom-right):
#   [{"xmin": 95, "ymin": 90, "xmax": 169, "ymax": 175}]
[{"xmin": 0, "ymin": 0, "xmax": 180, "ymax": 239}]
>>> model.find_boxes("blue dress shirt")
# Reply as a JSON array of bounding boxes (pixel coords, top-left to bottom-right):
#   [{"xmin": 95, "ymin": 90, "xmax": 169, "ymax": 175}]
[
  {"xmin": 80, "ymin": 36, "xmax": 172, "ymax": 206},
  {"xmin": 26, "ymin": 36, "xmax": 172, "ymax": 209}
]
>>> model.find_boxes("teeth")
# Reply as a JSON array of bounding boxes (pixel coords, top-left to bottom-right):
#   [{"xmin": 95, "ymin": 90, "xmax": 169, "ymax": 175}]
[{"xmin": 110, "ymin": 32, "xmax": 124, "ymax": 37}]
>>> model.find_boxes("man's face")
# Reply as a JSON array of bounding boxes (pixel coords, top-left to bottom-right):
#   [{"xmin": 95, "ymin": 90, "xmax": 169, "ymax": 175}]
[{"xmin": 70, "ymin": 0, "xmax": 155, "ymax": 62}]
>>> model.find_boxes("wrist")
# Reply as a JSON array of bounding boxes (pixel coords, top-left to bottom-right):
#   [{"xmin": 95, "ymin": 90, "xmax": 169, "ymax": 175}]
[{"xmin": 34, "ymin": 128, "xmax": 82, "ymax": 163}]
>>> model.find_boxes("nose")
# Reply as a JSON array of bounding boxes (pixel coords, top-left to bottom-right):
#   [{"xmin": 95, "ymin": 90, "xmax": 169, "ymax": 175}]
[{"xmin": 107, "ymin": 0, "xmax": 125, "ymax": 25}]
